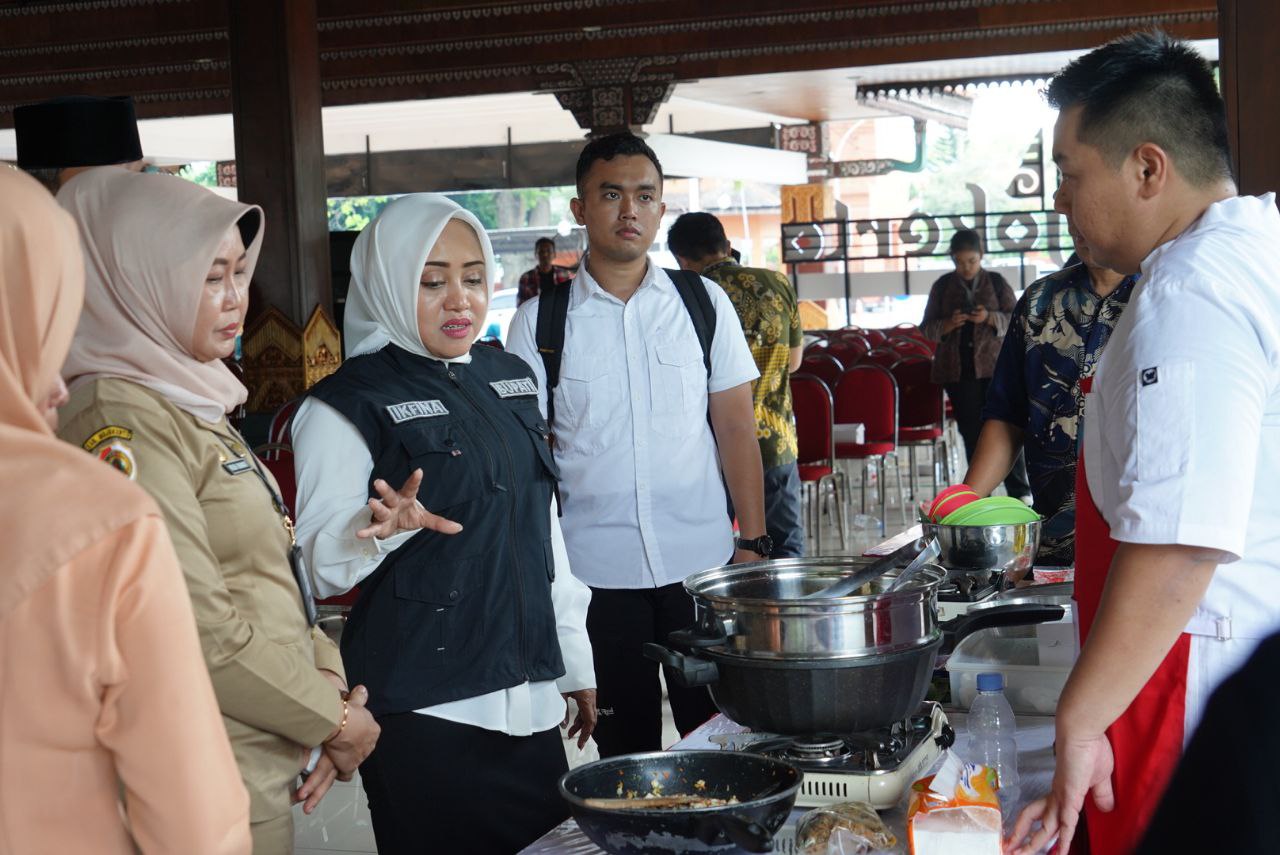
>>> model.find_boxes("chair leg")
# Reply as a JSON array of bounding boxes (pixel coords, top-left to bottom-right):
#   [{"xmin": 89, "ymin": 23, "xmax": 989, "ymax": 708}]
[
  {"xmin": 860, "ymin": 459, "xmax": 869, "ymax": 515},
  {"xmin": 876, "ymin": 456, "xmax": 887, "ymax": 535},
  {"xmin": 834, "ymin": 476, "xmax": 848, "ymax": 550},
  {"xmin": 812, "ymin": 482, "xmax": 822, "ymax": 556},
  {"xmin": 908, "ymin": 445, "xmax": 919, "ymax": 502},
  {"xmin": 895, "ymin": 451, "xmax": 909, "ymax": 526}
]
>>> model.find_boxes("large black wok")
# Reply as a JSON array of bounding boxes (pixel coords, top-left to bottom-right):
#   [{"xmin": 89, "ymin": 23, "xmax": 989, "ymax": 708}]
[{"xmin": 559, "ymin": 750, "xmax": 802, "ymax": 854}]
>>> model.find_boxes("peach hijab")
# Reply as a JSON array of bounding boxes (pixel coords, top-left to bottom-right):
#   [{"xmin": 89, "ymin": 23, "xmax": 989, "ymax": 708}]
[
  {"xmin": 58, "ymin": 168, "xmax": 264, "ymax": 424},
  {"xmin": 0, "ymin": 167, "xmax": 152, "ymax": 618}
]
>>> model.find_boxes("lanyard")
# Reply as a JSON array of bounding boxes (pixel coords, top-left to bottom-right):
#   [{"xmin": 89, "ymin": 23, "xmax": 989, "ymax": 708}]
[{"xmin": 224, "ymin": 426, "xmax": 297, "ymax": 547}]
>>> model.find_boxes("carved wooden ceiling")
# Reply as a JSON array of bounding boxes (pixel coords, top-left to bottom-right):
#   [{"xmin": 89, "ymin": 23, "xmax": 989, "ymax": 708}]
[{"xmin": 0, "ymin": 0, "xmax": 1217, "ymax": 131}]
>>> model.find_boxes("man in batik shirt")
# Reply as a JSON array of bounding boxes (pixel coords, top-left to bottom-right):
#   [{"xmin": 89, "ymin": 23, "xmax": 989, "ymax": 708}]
[
  {"xmin": 669, "ymin": 212, "xmax": 805, "ymax": 557},
  {"xmin": 964, "ymin": 234, "xmax": 1135, "ymax": 565}
]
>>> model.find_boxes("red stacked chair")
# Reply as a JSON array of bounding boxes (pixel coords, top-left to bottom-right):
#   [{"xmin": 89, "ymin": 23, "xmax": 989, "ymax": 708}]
[
  {"xmin": 790, "ymin": 373, "xmax": 846, "ymax": 554},
  {"xmin": 887, "ymin": 335, "xmax": 933, "ymax": 358},
  {"xmin": 254, "ymin": 398, "xmax": 361, "ymax": 612},
  {"xmin": 862, "ymin": 346, "xmax": 901, "ymax": 368},
  {"xmin": 864, "ymin": 329, "xmax": 889, "ymax": 346},
  {"xmin": 799, "ymin": 352, "xmax": 844, "ymax": 392},
  {"xmin": 828, "ymin": 337, "xmax": 869, "ymax": 367},
  {"xmin": 833, "ymin": 364, "xmax": 907, "ymax": 532},
  {"xmin": 890, "ymin": 356, "xmax": 951, "ymax": 501}
]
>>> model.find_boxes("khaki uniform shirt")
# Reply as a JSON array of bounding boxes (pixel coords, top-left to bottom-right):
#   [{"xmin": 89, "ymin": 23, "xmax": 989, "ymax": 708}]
[{"xmin": 59, "ymin": 378, "xmax": 344, "ymax": 821}]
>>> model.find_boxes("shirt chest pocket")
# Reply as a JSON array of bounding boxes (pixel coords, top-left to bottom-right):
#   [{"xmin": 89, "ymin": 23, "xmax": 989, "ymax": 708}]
[
  {"xmin": 650, "ymin": 340, "xmax": 706, "ymax": 439},
  {"xmin": 398, "ymin": 420, "xmax": 491, "ymax": 512},
  {"xmin": 1134, "ymin": 361, "xmax": 1195, "ymax": 483},
  {"xmin": 557, "ymin": 356, "xmax": 622, "ymax": 451}
]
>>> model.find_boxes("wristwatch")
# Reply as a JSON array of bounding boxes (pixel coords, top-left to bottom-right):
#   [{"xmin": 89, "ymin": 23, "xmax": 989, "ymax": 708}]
[{"xmin": 735, "ymin": 535, "xmax": 774, "ymax": 558}]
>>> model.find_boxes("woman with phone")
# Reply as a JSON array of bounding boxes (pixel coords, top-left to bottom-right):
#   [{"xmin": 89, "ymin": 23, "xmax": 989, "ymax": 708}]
[
  {"xmin": 921, "ymin": 229, "xmax": 1030, "ymax": 500},
  {"xmin": 54, "ymin": 167, "xmax": 380, "ymax": 854}
]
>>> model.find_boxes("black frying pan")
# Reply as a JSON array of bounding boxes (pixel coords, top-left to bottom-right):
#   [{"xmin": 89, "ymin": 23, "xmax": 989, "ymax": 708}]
[{"xmin": 558, "ymin": 750, "xmax": 802, "ymax": 854}]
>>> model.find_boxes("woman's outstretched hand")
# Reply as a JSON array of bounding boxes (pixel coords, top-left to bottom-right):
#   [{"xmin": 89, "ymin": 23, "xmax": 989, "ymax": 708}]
[{"xmin": 356, "ymin": 468, "xmax": 464, "ymax": 540}]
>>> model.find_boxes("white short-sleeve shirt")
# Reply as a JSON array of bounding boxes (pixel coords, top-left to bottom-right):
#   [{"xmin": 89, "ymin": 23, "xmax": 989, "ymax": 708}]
[
  {"xmin": 1084, "ymin": 193, "xmax": 1280, "ymax": 641},
  {"xmin": 506, "ymin": 259, "xmax": 759, "ymax": 589}
]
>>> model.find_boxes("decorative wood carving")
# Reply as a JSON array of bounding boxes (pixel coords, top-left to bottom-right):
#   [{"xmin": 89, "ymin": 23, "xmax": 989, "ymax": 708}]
[
  {"xmin": 242, "ymin": 305, "xmax": 303, "ymax": 413},
  {"xmin": 302, "ymin": 304, "xmax": 342, "ymax": 390}
]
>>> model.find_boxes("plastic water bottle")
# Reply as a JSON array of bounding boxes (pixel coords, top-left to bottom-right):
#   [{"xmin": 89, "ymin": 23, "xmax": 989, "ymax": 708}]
[{"xmin": 967, "ymin": 672, "xmax": 1020, "ymax": 801}]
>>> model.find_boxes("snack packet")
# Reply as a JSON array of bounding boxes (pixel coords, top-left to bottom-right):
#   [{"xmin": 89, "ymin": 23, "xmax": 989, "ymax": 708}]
[
  {"xmin": 907, "ymin": 751, "xmax": 1002, "ymax": 855},
  {"xmin": 796, "ymin": 801, "xmax": 897, "ymax": 854}
]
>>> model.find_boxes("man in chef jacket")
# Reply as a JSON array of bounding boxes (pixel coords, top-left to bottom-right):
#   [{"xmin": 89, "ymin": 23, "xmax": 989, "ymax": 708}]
[{"xmin": 1007, "ymin": 31, "xmax": 1280, "ymax": 855}]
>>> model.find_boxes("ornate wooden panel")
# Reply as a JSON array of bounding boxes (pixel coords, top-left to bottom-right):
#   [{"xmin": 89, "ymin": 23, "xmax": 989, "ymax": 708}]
[{"xmin": 0, "ymin": 0, "xmax": 1217, "ymax": 128}]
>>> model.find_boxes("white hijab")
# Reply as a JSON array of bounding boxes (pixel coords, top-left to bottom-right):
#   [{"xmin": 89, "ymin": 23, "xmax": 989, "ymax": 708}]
[{"xmin": 345, "ymin": 194, "xmax": 495, "ymax": 362}]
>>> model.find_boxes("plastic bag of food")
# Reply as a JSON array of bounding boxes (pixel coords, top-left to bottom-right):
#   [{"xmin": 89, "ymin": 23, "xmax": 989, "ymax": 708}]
[
  {"xmin": 907, "ymin": 751, "xmax": 1002, "ymax": 855},
  {"xmin": 796, "ymin": 801, "xmax": 898, "ymax": 854}
]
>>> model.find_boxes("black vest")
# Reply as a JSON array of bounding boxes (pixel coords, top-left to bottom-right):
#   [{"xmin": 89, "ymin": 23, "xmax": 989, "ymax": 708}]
[{"xmin": 309, "ymin": 344, "xmax": 565, "ymax": 715}]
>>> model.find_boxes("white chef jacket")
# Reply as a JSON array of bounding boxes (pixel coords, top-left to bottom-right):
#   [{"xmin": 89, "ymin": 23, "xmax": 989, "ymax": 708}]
[
  {"xmin": 505, "ymin": 258, "xmax": 759, "ymax": 590},
  {"xmin": 1084, "ymin": 193, "xmax": 1280, "ymax": 648},
  {"xmin": 292, "ymin": 383, "xmax": 595, "ymax": 737}
]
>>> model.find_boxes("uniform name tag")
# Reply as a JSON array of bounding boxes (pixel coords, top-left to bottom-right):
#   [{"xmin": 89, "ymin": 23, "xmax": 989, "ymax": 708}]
[
  {"xmin": 490, "ymin": 378, "xmax": 538, "ymax": 398},
  {"xmin": 222, "ymin": 457, "xmax": 253, "ymax": 475},
  {"xmin": 386, "ymin": 400, "xmax": 449, "ymax": 423}
]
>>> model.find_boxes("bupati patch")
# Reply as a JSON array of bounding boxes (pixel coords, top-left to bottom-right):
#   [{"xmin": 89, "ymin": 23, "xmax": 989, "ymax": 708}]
[
  {"xmin": 97, "ymin": 441, "xmax": 136, "ymax": 480},
  {"xmin": 82, "ymin": 425, "xmax": 133, "ymax": 452},
  {"xmin": 490, "ymin": 378, "xmax": 538, "ymax": 398},
  {"xmin": 385, "ymin": 400, "xmax": 449, "ymax": 423}
]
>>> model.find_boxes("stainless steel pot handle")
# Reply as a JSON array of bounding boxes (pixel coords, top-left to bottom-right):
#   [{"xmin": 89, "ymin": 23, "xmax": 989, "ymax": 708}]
[
  {"xmin": 939, "ymin": 603, "xmax": 1066, "ymax": 654},
  {"xmin": 669, "ymin": 625, "xmax": 729, "ymax": 648},
  {"xmin": 642, "ymin": 643, "xmax": 720, "ymax": 688}
]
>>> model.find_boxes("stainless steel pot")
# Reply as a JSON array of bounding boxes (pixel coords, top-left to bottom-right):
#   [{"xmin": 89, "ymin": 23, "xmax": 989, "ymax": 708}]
[
  {"xmin": 922, "ymin": 520, "xmax": 1041, "ymax": 581},
  {"xmin": 644, "ymin": 557, "xmax": 1065, "ymax": 734},
  {"xmin": 678, "ymin": 556, "xmax": 948, "ymax": 661}
]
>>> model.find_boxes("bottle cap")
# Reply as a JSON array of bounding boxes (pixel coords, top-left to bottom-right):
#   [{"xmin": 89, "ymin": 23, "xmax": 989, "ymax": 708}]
[{"xmin": 976, "ymin": 672, "xmax": 1004, "ymax": 692}]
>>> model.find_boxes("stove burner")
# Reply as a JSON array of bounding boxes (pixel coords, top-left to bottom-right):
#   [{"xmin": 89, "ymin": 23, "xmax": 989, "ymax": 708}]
[
  {"xmin": 739, "ymin": 704, "xmax": 947, "ymax": 774},
  {"xmin": 784, "ymin": 734, "xmax": 853, "ymax": 763},
  {"xmin": 938, "ymin": 571, "xmax": 1002, "ymax": 602}
]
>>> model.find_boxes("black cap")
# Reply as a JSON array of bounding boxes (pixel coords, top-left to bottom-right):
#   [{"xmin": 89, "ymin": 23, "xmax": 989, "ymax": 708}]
[{"xmin": 14, "ymin": 95, "xmax": 143, "ymax": 169}]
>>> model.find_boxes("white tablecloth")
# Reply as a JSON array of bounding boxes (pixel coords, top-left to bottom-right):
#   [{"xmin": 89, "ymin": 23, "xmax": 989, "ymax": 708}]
[{"xmin": 522, "ymin": 710, "xmax": 1057, "ymax": 854}]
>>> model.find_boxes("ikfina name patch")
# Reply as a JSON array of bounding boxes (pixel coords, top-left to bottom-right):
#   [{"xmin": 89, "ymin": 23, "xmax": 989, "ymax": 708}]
[
  {"xmin": 490, "ymin": 378, "xmax": 538, "ymax": 398},
  {"xmin": 386, "ymin": 400, "xmax": 449, "ymax": 423}
]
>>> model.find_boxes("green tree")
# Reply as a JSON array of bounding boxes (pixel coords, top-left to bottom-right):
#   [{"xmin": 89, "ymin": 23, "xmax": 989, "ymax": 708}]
[{"xmin": 179, "ymin": 161, "xmax": 218, "ymax": 188}]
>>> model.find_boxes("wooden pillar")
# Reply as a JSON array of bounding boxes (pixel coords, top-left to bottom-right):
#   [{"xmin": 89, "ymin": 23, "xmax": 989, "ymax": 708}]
[
  {"xmin": 1218, "ymin": 0, "xmax": 1280, "ymax": 198},
  {"xmin": 227, "ymin": 0, "xmax": 331, "ymax": 325}
]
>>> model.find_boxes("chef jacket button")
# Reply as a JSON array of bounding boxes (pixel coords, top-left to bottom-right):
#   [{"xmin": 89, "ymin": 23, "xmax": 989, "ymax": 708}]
[{"xmin": 448, "ymin": 589, "xmax": 459, "ymax": 601}]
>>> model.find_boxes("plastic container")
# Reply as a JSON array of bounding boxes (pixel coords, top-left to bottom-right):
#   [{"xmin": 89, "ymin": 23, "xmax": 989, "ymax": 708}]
[
  {"xmin": 947, "ymin": 632, "xmax": 1072, "ymax": 715},
  {"xmin": 966, "ymin": 673, "xmax": 1020, "ymax": 801}
]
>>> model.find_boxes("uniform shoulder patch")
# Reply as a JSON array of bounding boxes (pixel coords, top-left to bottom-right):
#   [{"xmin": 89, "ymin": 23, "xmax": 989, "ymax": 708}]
[
  {"xmin": 83, "ymin": 425, "xmax": 133, "ymax": 453},
  {"xmin": 490, "ymin": 378, "xmax": 538, "ymax": 398},
  {"xmin": 97, "ymin": 441, "xmax": 137, "ymax": 481}
]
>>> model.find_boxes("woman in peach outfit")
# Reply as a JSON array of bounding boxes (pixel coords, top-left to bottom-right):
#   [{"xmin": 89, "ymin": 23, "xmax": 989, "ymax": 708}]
[{"xmin": 0, "ymin": 166, "xmax": 251, "ymax": 855}]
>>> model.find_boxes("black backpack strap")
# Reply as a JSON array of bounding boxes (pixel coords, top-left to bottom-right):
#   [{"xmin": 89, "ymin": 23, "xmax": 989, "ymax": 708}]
[
  {"xmin": 534, "ymin": 278, "xmax": 573, "ymax": 430},
  {"xmin": 666, "ymin": 268, "xmax": 715, "ymax": 377}
]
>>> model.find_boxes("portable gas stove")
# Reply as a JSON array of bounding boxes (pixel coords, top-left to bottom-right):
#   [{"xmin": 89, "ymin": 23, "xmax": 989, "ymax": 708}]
[
  {"xmin": 709, "ymin": 702, "xmax": 954, "ymax": 810},
  {"xmin": 935, "ymin": 571, "xmax": 1005, "ymax": 621}
]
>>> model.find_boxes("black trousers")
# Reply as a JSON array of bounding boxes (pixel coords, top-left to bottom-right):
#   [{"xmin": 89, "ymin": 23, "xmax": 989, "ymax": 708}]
[
  {"xmin": 359, "ymin": 713, "xmax": 569, "ymax": 854},
  {"xmin": 946, "ymin": 378, "xmax": 1031, "ymax": 498},
  {"xmin": 586, "ymin": 582, "xmax": 720, "ymax": 757}
]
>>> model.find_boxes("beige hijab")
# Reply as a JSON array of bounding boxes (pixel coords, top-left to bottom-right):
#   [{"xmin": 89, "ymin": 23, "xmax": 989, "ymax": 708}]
[
  {"xmin": 59, "ymin": 168, "xmax": 264, "ymax": 424},
  {"xmin": 0, "ymin": 167, "xmax": 153, "ymax": 619}
]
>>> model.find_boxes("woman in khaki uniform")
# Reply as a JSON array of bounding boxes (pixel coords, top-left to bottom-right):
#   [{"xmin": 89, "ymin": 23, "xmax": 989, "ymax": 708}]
[
  {"xmin": 54, "ymin": 168, "xmax": 380, "ymax": 853},
  {"xmin": 0, "ymin": 165, "xmax": 252, "ymax": 855}
]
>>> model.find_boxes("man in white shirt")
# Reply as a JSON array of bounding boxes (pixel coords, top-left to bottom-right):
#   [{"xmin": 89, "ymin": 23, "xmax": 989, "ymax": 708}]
[
  {"xmin": 507, "ymin": 133, "xmax": 766, "ymax": 756},
  {"xmin": 1009, "ymin": 32, "xmax": 1280, "ymax": 855}
]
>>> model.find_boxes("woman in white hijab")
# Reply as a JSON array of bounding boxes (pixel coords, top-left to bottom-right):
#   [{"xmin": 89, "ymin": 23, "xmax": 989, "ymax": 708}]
[
  {"xmin": 55, "ymin": 167, "xmax": 380, "ymax": 854},
  {"xmin": 292, "ymin": 194, "xmax": 596, "ymax": 854}
]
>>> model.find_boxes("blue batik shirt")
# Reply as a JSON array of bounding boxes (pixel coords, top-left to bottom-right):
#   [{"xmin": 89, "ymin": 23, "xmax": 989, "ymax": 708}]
[{"xmin": 983, "ymin": 263, "xmax": 1136, "ymax": 565}]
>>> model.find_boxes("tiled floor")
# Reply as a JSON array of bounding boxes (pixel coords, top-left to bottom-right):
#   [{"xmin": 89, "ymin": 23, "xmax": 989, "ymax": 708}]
[{"xmin": 293, "ymin": 451, "xmax": 956, "ymax": 853}]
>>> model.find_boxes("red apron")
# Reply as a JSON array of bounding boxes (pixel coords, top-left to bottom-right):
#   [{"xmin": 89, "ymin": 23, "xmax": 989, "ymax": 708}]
[{"xmin": 1072, "ymin": 377, "xmax": 1191, "ymax": 855}]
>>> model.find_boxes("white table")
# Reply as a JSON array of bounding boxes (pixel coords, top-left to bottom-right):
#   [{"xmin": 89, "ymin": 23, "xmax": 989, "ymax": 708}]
[{"xmin": 522, "ymin": 710, "xmax": 1057, "ymax": 854}]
